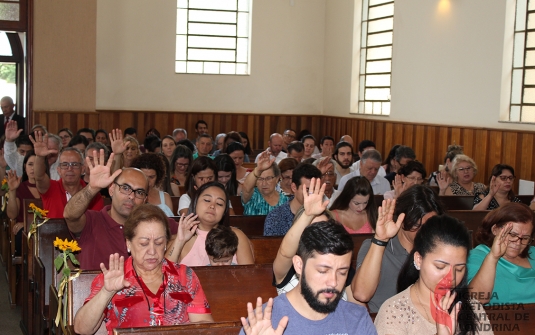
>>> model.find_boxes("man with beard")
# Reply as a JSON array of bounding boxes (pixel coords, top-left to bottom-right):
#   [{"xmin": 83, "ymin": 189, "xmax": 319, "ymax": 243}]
[
  {"xmin": 332, "ymin": 141, "xmax": 354, "ymax": 185},
  {"xmin": 63, "ymin": 149, "xmax": 178, "ymax": 270},
  {"xmin": 240, "ymin": 221, "xmax": 376, "ymax": 335}
]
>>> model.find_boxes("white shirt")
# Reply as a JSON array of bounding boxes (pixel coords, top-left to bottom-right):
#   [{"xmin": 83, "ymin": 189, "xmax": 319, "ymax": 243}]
[
  {"xmin": 337, "ymin": 169, "xmax": 391, "ymax": 195},
  {"xmin": 4, "ymin": 141, "xmax": 61, "ymax": 180},
  {"xmin": 255, "ymin": 150, "xmax": 287, "ymax": 165},
  {"xmin": 351, "ymin": 160, "xmax": 386, "ymax": 177}
]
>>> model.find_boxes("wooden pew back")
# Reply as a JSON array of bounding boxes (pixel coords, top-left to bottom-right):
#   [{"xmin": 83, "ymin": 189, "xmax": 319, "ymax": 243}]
[
  {"xmin": 227, "ymin": 215, "xmax": 265, "ymax": 236},
  {"xmin": 113, "ymin": 321, "xmax": 242, "ymax": 335},
  {"xmin": 229, "ymin": 196, "xmax": 244, "ymax": 215},
  {"xmin": 67, "ymin": 270, "xmax": 107, "ymax": 334}
]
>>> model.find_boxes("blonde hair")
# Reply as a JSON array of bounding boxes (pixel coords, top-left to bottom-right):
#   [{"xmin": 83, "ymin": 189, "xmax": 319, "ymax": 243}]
[{"xmin": 451, "ymin": 154, "xmax": 478, "ymax": 182}]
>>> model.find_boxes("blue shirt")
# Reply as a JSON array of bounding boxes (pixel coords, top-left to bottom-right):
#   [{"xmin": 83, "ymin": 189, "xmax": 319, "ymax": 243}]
[
  {"xmin": 263, "ymin": 198, "xmax": 295, "ymax": 236},
  {"xmin": 243, "ymin": 188, "xmax": 289, "ymax": 216}
]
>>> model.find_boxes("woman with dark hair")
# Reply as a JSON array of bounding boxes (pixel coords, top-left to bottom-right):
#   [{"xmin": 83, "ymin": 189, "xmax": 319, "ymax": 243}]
[
  {"xmin": 473, "ymin": 164, "xmax": 522, "ymax": 210},
  {"xmin": 278, "ymin": 158, "xmax": 298, "ymax": 196},
  {"xmin": 95, "ymin": 129, "xmax": 109, "ymax": 146},
  {"xmin": 468, "ymin": 202, "xmax": 535, "ymax": 305},
  {"xmin": 170, "ymin": 144, "xmax": 193, "ymax": 196},
  {"xmin": 130, "ymin": 153, "xmax": 174, "ymax": 217},
  {"xmin": 58, "ymin": 128, "xmax": 73, "ymax": 148},
  {"xmin": 351, "ymin": 185, "xmax": 445, "ymax": 313},
  {"xmin": 384, "ymin": 160, "xmax": 427, "ymax": 199},
  {"xmin": 375, "ymin": 215, "xmax": 491, "ymax": 335},
  {"xmin": 177, "ymin": 156, "xmax": 217, "ymax": 215},
  {"xmin": 330, "ymin": 176, "xmax": 376, "ymax": 234},
  {"xmin": 382, "ymin": 144, "xmax": 400, "ymax": 174},
  {"xmin": 160, "ymin": 135, "xmax": 176, "ymax": 163},
  {"xmin": 428, "ymin": 144, "xmax": 463, "ymax": 186},
  {"xmin": 214, "ymin": 154, "xmax": 239, "ymax": 196},
  {"xmin": 238, "ymin": 131, "xmax": 253, "ymax": 156},
  {"xmin": 213, "ymin": 131, "xmax": 250, "ymax": 162},
  {"xmin": 75, "ymin": 204, "xmax": 213, "ymax": 334},
  {"xmin": 168, "ymin": 182, "xmax": 254, "ymax": 266},
  {"xmin": 68, "ymin": 134, "xmax": 89, "ymax": 153},
  {"xmin": 226, "ymin": 142, "xmax": 253, "ymax": 185}
]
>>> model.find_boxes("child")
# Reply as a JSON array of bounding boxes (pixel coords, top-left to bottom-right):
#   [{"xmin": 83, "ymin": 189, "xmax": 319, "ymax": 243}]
[{"xmin": 205, "ymin": 225, "xmax": 239, "ymax": 266}]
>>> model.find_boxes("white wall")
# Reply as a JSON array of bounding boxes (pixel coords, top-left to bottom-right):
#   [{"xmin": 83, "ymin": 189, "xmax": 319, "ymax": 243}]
[{"xmin": 96, "ymin": 0, "xmax": 326, "ymax": 115}]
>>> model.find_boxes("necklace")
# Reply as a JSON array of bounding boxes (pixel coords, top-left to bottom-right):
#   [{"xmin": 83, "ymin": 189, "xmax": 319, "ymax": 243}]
[{"xmin": 414, "ymin": 281, "xmax": 433, "ymax": 323}]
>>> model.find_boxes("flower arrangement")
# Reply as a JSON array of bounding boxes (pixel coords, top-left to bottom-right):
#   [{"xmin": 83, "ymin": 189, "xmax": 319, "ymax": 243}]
[
  {"xmin": 53, "ymin": 237, "xmax": 82, "ymax": 327},
  {"xmin": 27, "ymin": 203, "xmax": 49, "ymax": 243},
  {"xmin": 1, "ymin": 177, "xmax": 8, "ymax": 191}
]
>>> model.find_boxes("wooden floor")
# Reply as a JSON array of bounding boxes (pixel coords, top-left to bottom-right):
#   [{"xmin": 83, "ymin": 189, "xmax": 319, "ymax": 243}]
[{"xmin": 0, "ymin": 261, "xmax": 23, "ymax": 335}]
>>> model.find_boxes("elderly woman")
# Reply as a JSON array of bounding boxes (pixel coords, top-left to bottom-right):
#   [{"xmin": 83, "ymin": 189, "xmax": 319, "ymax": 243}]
[
  {"xmin": 438, "ymin": 154, "xmax": 485, "ymax": 196},
  {"xmin": 131, "ymin": 153, "xmax": 174, "ymax": 217},
  {"xmin": 468, "ymin": 202, "xmax": 535, "ymax": 304},
  {"xmin": 74, "ymin": 204, "xmax": 213, "ymax": 335},
  {"xmin": 241, "ymin": 150, "xmax": 289, "ymax": 215},
  {"xmin": 473, "ymin": 164, "xmax": 522, "ymax": 210},
  {"xmin": 170, "ymin": 144, "xmax": 193, "ymax": 196},
  {"xmin": 278, "ymin": 158, "xmax": 298, "ymax": 196},
  {"xmin": 329, "ymin": 176, "xmax": 376, "ymax": 234},
  {"xmin": 384, "ymin": 161, "xmax": 426, "ymax": 200},
  {"xmin": 169, "ymin": 182, "xmax": 254, "ymax": 266}
]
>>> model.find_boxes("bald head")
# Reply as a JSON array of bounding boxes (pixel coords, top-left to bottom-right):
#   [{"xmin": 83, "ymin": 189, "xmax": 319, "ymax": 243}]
[
  {"xmin": 269, "ymin": 133, "xmax": 283, "ymax": 156},
  {"xmin": 340, "ymin": 135, "xmax": 354, "ymax": 148}
]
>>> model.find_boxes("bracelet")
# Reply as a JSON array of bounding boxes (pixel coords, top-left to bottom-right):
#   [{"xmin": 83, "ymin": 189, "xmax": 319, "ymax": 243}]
[
  {"xmin": 371, "ymin": 237, "xmax": 388, "ymax": 247},
  {"xmin": 253, "ymin": 169, "xmax": 261, "ymax": 178}
]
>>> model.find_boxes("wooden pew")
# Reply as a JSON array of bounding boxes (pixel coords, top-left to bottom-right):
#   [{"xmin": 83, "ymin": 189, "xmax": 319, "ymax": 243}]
[
  {"xmin": 229, "ymin": 195, "xmax": 244, "ymax": 215},
  {"xmin": 227, "ymin": 215, "xmax": 265, "ymax": 236},
  {"xmin": 171, "ymin": 196, "xmax": 179, "ymax": 215},
  {"xmin": 439, "ymin": 196, "xmax": 474, "ymax": 210},
  {"xmin": 112, "ymin": 322, "xmax": 242, "ymax": 335},
  {"xmin": 446, "ymin": 210, "xmax": 489, "ymax": 246}
]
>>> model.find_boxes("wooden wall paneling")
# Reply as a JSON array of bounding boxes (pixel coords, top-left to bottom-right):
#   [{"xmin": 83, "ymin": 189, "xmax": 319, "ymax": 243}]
[
  {"xmin": 520, "ymin": 134, "xmax": 534, "ymax": 181},
  {"xmin": 437, "ymin": 126, "xmax": 450, "ymax": 162},
  {"xmin": 413, "ymin": 125, "xmax": 425, "ymax": 165},
  {"xmin": 382, "ymin": 122, "xmax": 393, "ymax": 155},
  {"xmin": 391, "ymin": 123, "xmax": 404, "ymax": 148},
  {"xmin": 424, "ymin": 125, "xmax": 439, "ymax": 174},
  {"xmin": 450, "ymin": 127, "xmax": 461, "ymax": 148},
  {"xmin": 402, "ymin": 124, "xmax": 414, "ymax": 149},
  {"xmin": 487, "ymin": 130, "xmax": 504, "ymax": 172},
  {"xmin": 502, "ymin": 131, "xmax": 518, "ymax": 168},
  {"xmin": 374, "ymin": 122, "xmax": 385, "ymax": 155},
  {"xmin": 460, "ymin": 128, "xmax": 475, "ymax": 159},
  {"xmin": 473, "ymin": 129, "xmax": 489, "ymax": 182}
]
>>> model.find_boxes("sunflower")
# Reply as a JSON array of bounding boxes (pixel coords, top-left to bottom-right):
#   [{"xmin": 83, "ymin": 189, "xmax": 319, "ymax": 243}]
[{"xmin": 53, "ymin": 237, "xmax": 81, "ymax": 252}]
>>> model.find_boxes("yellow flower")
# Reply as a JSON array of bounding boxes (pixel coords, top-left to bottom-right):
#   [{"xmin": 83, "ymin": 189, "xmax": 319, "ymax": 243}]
[
  {"xmin": 29, "ymin": 203, "xmax": 37, "ymax": 210},
  {"xmin": 53, "ymin": 237, "xmax": 81, "ymax": 252},
  {"xmin": 66, "ymin": 240, "xmax": 81, "ymax": 252},
  {"xmin": 2, "ymin": 178, "xmax": 6, "ymax": 185}
]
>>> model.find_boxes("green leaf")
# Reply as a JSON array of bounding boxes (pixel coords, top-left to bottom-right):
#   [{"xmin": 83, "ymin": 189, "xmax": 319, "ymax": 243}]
[
  {"xmin": 63, "ymin": 266, "xmax": 71, "ymax": 278},
  {"xmin": 54, "ymin": 255, "xmax": 63, "ymax": 271},
  {"xmin": 67, "ymin": 252, "xmax": 80, "ymax": 265}
]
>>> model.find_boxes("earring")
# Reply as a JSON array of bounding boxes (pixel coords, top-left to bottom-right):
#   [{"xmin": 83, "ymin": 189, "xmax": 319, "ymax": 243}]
[
  {"xmin": 413, "ymin": 260, "xmax": 420, "ymax": 270},
  {"xmin": 127, "ymin": 248, "xmax": 130, "ymax": 253}
]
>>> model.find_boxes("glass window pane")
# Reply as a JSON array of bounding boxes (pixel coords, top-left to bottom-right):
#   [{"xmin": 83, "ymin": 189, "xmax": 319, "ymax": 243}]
[
  {"xmin": 0, "ymin": 32, "xmax": 13, "ymax": 56},
  {"xmin": 373, "ymin": 102, "xmax": 382, "ymax": 114},
  {"xmin": 527, "ymin": 32, "xmax": 535, "ymax": 48},
  {"xmin": 368, "ymin": 18, "xmax": 393, "ymax": 33},
  {"xmin": 188, "ymin": 49, "xmax": 236, "ymax": 61},
  {"xmin": 510, "ymin": 105, "xmax": 521, "ymax": 122},
  {"xmin": 511, "ymin": 69, "xmax": 523, "ymax": 104},
  {"xmin": 366, "ymin": 74, "xmax": 391, "ymax": 86},
  {"xmin": 528, "ymin": 13, "xmax": 535, "ymax": 30},
  {"xmin": 0, "ymin": 3, "xmax": 19, "ymax": 21},
  {"xmin": 367, "ymin": 32, "xmax": 392, "ymax": 47},
  {"xmin": 358, "ymin": 101, "xmax": 364, "ymax": 113},
  {"xmin": 517, "ymin": 0, "xmax": 528, "ymax": 31},
  {"xmin": 367, "ymin": 46, "xmax": 392, "ymax": 60},
  {"xmin": 189, "ymin": 10, "xmax": 237, "ymax": 24},
  {"xmin": 187, "ymin": 61, "xmax": 203, "ymax": 73},
  {"xmin": 175, "ymin": 61, "xmax": 187, "ymax": 73},
  {"xmin": 513, "ymin": 33, "xmax": 525, "ymax": 67},
  {"xmin": 369, "ymin": 3, "xmax": 394, "ymax": 20},
  {"xmin": 176, "ymin": 35, "xmax": 187, "ymax": 60},
  {"xmin": 220, "ymin": 62, "xmax": 236, "ymax": 74},
  {"xmin": 204, "ymin": 62, "xmax": 220, "ymax": 74},
  {"xmin": 237, "ymin": 12, "xmax": 249, "ymax": 37},
  {"xmin": 359, "ymin": 75, "xmax": 365, "ymax": 100},
  {"xmin": 526, "ymin": 50, "xmax": 535, "ymax": 66},
  {"xmin": 523, "ymin": 87, "xmax": 535, "ymax": 103},
  {"xmin": 177, "ymin": 0, "xmax": 188, "ymax": 9},
  {"xmin": 238, "ymin": 0, "xmax": 249, "ymax": 12},
  {"xmin": 189, "ymin": 36, "xmax": 236, "ymax": 49},
  {"xmin": 361, "ymin": 22, "xmax": 368, "ymax": 48},
  {"xmin": 364, "ymin": 102, "xmax": 373, "ymax": 114},
  {"xmin": 189, "ymin": 0, "xmax": 237, "ymax": 11},
  {"xmin": 382, "ymin": 101, "xmax": 391, "ymax": 115},
  {"xmin": 521, "ymin": 106, "xmax": 535, "ymax": 122},
  {"xmin": 360, "ymin": 49, "xmax": 366, "ymax": 73},
  {"xmin": 362, "ymin": 0, "xmax": 369, "ymax": 21},
  {"xmin": 525, "ymin": 69, "xmax": 535, "ymax": 85},
  {"xmin": 369, "ymin": 0, "xmax": 393, "ymax": 6},
  {"xmin": 237, "ymin": 38, "xmax": 248, "ymax": 62},
  {"xmin": 236, "ymin": 63, "xmax": 248, "ymax": 75},
  {"xmin": 189, "ymin": 23, "xmax": 237, "ymax": 36},
  {"xmin": 530, "ymin": 0, "xmax": 535, "ymax": 10},
  {"xmin": 177, "ymin": 9, "xmax": 188, "ymax": 34},
  {"xmin": 365, "ymin": 88, "xmax": 390, "ymax": 100},
  {"xmin": 366, "ymin": 60, "xmax": 391, "ymax": 73}
]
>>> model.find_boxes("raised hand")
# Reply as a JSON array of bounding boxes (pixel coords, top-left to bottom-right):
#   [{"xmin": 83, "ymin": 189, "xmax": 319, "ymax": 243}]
[
  {"xmin": 5, "ymin": 120, "xmax": 23, "ymax": 142},
  {"xmin": 110, "ymin": 129, "xmax": 127, "ymax": 155},
  {"xmin": 177, "ymin": 213, "xmax": 199, "ymax": 243},
  {"xmin": 256, "ymin": 151, "xmax": 275, "ymax": 173},
  {"xmin": 100, "ymin": 253, "xmax": 130, "ymax": 294},
  {"xmin": 7, "ymin": 170, "xmax": 21, "ymax": 190},
  {"xmin": 241, "ymin": 297, "xmax": 288, "ymax": 335},
  {"xmin": 30, "ymin": 131, "xmax": 58, "ymax": 158},
  {"xmin": 437, "ymin": 170, "xmax": 452, "ymax": 194},
  {"xmin": 392, "ymin": 174, "xmax": 404, "ymax": 198},
  {"xmin": 374, "ymin": 199, "xmax": 404, "ymax": 241},
  {"xmin": 489, "ymin": 176, "xmax": 500, "ymax": 197},
  {"xmin": 303, "ymin": 177, "xmax": 329, "ymax": 217},
  {"xmin": 87, "ymin": 149, "xmax": 121, "ymax": 190},
  {"xmin": 316, "ymin": 157, "xmax": 333, "ymax": 175},
  {"xmin": 490, "ymin": 222, "xmax": 512, "ymax": 259}
]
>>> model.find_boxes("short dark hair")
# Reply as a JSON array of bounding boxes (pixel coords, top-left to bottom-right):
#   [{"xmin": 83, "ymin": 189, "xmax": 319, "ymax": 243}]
[
  {"xmin": 23, "ymin": 150, "xmax": 49, "ymax": 182},
  {"xmin": 144, "ymin": 135, "xmax": 161, "ymax": 153},
  {"xmin": 124, "ymin": 204, "xmax": 170, "ymax": 242},
  {"xmin": 77, "ymin": 128, "xmax": 95, "ymax": 140},
  {"xmin": 223, "ymin": 131, "xmax": 242, "ymax": 151},
  {"xmin": 186, "ymin": 156, "xmax": 218, "ymax": 198},
  {"xmin": 195, "ymin": 120, "xmax": 208, "ymax": 129},
  {"xmin": 394, "ymin": 145, "xmax": 416, "ymax": 162},
  {"xmin": 383, "ymin": 145, "xmax": 401, "ymax": 173},
  {"xmin": 95, "ymin": 129, "xmax": 109, "ymax": 140},
  {"xmin": 358, "ymin": 140, "xmax": 376, "ymax": 153},
  {"xmin": 476, "ymin": 202, "xmax": 534, "ymax": 258},
  {"xmin": 330, "ymin": 176, "xmax": 378, "ymax": 229},
  {"xmin": 197, "ymin": 133, "xmax": 213, "ymax": 142},
  {"xmin": 333, "ymin": 141, "xmax": 353, "ymax": 157},
  {"xmin": 320, "ymin": 136, "xmax": 334, "ymax": 146},
  {"xmin": 130, "ymin": 153, "xmax": 166, "ymax": 188},
  {"xmin": 291, "ymin": 163, "xmax": 321, "ymax": 188},
  {"xmin": 145, "ymin": 128, "xmax": 161, "ymax": 139},
  {"xmin": 297, "ymin": 220, "xmax": 353, "ymax": 263},
  {"xmin": 68, "ymin": 134, "xmax": 89, "ymax": 148},
  {"xmin": 287, "ymin": 142, "xmax": 304, "ymax": 154},
  {"xmin": 205, "ymin": 225, "xmax": 238, "ymax": 260},
  {"xmin": 15, "ymin": 134, "xmax": 33, "ymax": 148},
  {"xmin": 177, "ymin": 139, "xmax": 195, "ymax": 153},
  {"xmin": 238, "ymin": 131, "xmax": 252, "ymax": 155},
  {"xmin": 394, "ymin": 185, "xmax": 445, "ymax": 231},
  {"xmin": 226, "ymin": 141, "xmax": 246, "ymax": 156},
  {"xmin": 124, "ymin": 127, "xmax": 137, "ymax": 136},
  {"xmin": 397, "ymin": 160, "xmax": 427, "ymax": 178},
  {"xmin": 188, "ymin": 181, "xmax": 229, "ymax": 225},
  {"xmin": 301, "ymin": 134, "xmax": 316, "ymax": 144}
]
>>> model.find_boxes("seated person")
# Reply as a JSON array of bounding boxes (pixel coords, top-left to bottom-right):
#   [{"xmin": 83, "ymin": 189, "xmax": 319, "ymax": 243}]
[
  {"xmin": 427, "ymin": 144, "xmax": 463, "ymax": 186},
  {"xmin": 169, "ymin": 144, "xmax": 193, "ymax": 196},
  {"xmin": 205, "ymin": 225, "xmax": 238, "ymax": 266},
  {"xmin": 384, "ymin": 161, "xmax": 426, "ymax": 200},
  {"xmin": 351, "ymin": 185, "xmax": 445, "ymax": 313},
  {"xmin": 330, "ymin": 176, "xmax": 376, "ymax": 234},
  {"xmin": 278, "ymin": 157, "xmax": 298, "ymax": 196},
  {"xmin": 332, "ymin": 141, "xmax": 354, "ymax": 184},
  {"xmin": 68, "ymin": 134, "xmax": 89, "ymax": 153},
  {"xmin": 242, "ymin": 150, "xmax": 289, "ymax": 215},
  {"xmin": 286, "ymin": 141, "xmax": 304, "ymax": 162},
  {"xmin": 74, "ymin": 204, "xmax": 213, "ymax": 335},
  {"xmin": 110, "ymin": 129, "xmax": 140, "ymax": 170},
  {"xmin": 214, "ymin": 154, "xmax": 239, "ymax": 196},
  {"xmin": 312, "ymin": 157, "xmax": 335, "ymax": 200},
  {"xmin": 32, "ymin": 131, "xmax": 103, "ymax": 218},
  {"xmin": 64, "ymin": 149, "xmax": 178, "ymax": 269},
  {"xmin": 383, "ymin": 145, "xmax": 415, "ymax": 184},
  {"xmin": 130, "ymin": 153, "xmax": 174, "ymax": 217},
  {"xmin": 339, "ymin": 149, "xmax": 390, "ymax": 196},
  {"xmin": 227, "ymin": 142, "xmax": 252, "ymax": 185},
  {"xmin": 468, "ymin": 202, "xmax": 535, "ymax": 305},
  {"xmin": 240, "ymin": 220, "xmax": 376, "ymax": 335},
  {"xmin": 264, "ymin": 163, "xmax": 322, "ymax": 236},
  {"xmin": 473, "ymin": 164, "xmax": 522, "ymax": 210},
  {"xmin": 375, "ymin": 215, "xmax": 492, "ymax": 335},
  {"xmin": 438, "ymin": 154, "xmax": 485, "ymax": 196},
  {"xmin": 169, "ymin": 182, "xmax": 254, "ymax": 266},
  {"xmin": 193, "ymin": 134, "xmax": 213, "ymax": 159}
]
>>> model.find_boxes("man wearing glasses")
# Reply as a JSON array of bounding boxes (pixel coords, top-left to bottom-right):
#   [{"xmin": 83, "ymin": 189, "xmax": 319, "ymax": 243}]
[
  {"xmin": 63, "ymin": 149, "xmax": 178, "ymax": 270},
  {"xmin": 33, "ymin": 131, "xmax": 104, "ymax": 218},
  {"xmin": 282, "ymin": 129, "xmax": 296, "ymax": 152}
]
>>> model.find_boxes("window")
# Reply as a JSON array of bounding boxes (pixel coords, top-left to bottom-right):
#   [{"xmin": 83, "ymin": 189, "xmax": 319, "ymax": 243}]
[
  {"xmin": 509, "ymin": 0, "xmax": 535, "ymax": 122},
  {"xmin": 0, "ymin": 31, "xmax": 24, "ymax": 115},
  {"xmin": 356, "ymin": 0, "xmax": 394, "ymax": 115},
  {"xmin": 175, "ymin": 0, "xmax": 252, "ymax": 75},
  {"xmin": 0, "ymin": 0, "xmax": 27, "ymax": 31}
]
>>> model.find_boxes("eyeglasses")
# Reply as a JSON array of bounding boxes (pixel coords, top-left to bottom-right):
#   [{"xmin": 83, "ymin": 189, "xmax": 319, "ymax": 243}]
[
  {"xmin": 59, "ymin": 162, "xmax": 83, "ymax": 170},
  {"xmin": 405, "ymin": 176, "xmax": 424, "ymax": 182},
  {"xmin": 458, "ymin": 166, "xmax": 473, "ymax": 172},
  {"xmin": 507, "ymin": 232, "xmax": 534, "ymax": 245},
  {"xmin": 284, "ymin": 133, "xmax": 296, "ymax": 139},
  {"xmin": 114, "ymin": 182, "xmax": 147, "ymax": 199},
  {"xmin": 257, "ymin": 176, "xmax": 277, "ymax": 183},
  {"xmin": 281, "ymin": 175, "xmax": 292, "ymax": 180},
  {"xmin": 175, "ymin": 162, "xmax": 189, "ymax": 168},
  {"xmin": 498, "ymin": 175, "xmax": 515, "ymax": 181}
]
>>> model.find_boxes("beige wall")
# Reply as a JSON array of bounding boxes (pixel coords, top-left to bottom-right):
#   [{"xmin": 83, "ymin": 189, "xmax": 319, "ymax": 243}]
[{"xmin": 32, "ymin": 0, "xmax": 96, "ymax": 111}]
